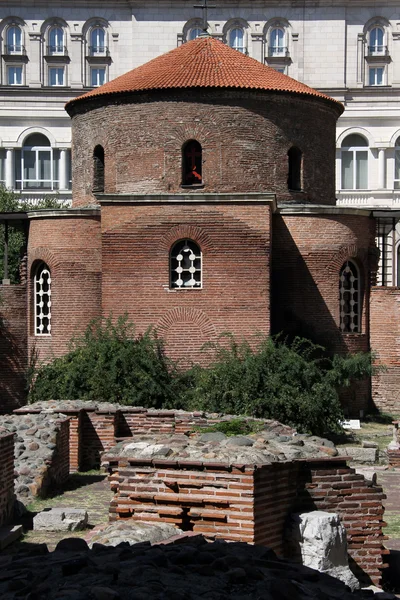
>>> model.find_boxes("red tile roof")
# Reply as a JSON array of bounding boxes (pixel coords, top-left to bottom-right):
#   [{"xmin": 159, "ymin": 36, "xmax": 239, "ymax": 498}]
[{"xmin": 66, "ymin": 36, "xmax": 343, "ymax": 113}]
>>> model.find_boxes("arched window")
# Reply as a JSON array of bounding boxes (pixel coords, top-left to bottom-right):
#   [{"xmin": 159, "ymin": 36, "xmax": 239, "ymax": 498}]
[
  {"xmin": 229, "ymin": 28, "xmax": 245, "ymax": 53},
  {"xmin": 341, "ymin": 134, "xmax": 368, "ymax": 190},
  {"xmin": 48, "ymin": 26, "xmax": 64, "ymax": 54},
  {"xmin": 7, "ymin": 25, "xmax": 22, "ymax": 53},
  {"xmin": 34, "ymin": 262, "xmax": 52, "ymax": 335},
  {"xmin": 288, "ymin": 147, "xmax": 302, "ymax": 191},
  {"xmin": 339, "ymin": 261, "xmax": 360, "ymax": 333},
  {"xmin": 170, "ymin": 240, "xmax": 202, "ymax": 289},
  {"xmin": 369, "ymin": 26, "xmax": 385, "ymax": 55},
  {"xmin": 93, "ymin": 145, "xmax": 105, "ymax": 192},
  {"xmin": 182, "ymin": 140, "xmax": 202, "ymax": 186},
  {"xmin": 90, "ymin": 27, "xmax": 105, "ymax": 54},
  {"xmin": 270, "ymin": 27, "xmax": 285, "ymax": 56},
  {"xmin": 188, "ymin": 27, "xmax": 202, "ymax": 40},
  {"xmin": 16, "ymin": 133, "xmax": 57, "ymax": 190}
]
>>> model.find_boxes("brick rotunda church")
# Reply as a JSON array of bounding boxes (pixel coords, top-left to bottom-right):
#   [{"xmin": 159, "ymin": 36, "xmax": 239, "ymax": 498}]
[{"xmin": 1, "ymin": 36, "xmax": 378, "ymax": 414}]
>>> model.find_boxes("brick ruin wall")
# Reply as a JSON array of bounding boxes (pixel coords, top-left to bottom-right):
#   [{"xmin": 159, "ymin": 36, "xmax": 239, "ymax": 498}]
[
  {"xmin": 0, "ymin": 433, "xmax": 15, "ymax": 526},
  {"xmin": 370, "ymin": 287, "xmax": 400, "ymax": 415},
  {"xmin": 0, "ymin": 284, "xmax": 28, "ymax": 413},
  {"xmin": 106, "ymin": 455, "xmax": 387, "ymax": 587}
]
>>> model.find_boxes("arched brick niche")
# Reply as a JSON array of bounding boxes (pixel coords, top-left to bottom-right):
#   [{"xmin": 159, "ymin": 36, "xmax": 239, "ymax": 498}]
[{"xmin": 69, "ymin": 89, "xmax": 339, "ymax": 207}]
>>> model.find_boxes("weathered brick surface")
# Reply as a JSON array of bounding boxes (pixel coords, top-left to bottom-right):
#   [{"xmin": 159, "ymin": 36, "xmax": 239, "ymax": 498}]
[
  {"xmin": 0, "ymin": 284, "xmax": 27, "ymax": 412},
  {"xmin": 370, "ymin": 287, "xmax": 400, "ymax": 414},
  {"xmin": 106, "ymin": 456, "xmax": 386, "ymax": 586},
  {"xmin": 101, "ymin": 202, "xmax": 271, "ymax": 364},
  {"xmin": 27, "ymin": 214, "xmax": 102, "ymax": 366},
  {"xmin": 272, "ymin": 213, "xmax": 376, "ymax": 414},
  {"xmin": 0, "ymin": 433, "xmax": 15, "ymax": 526},
  {"xmin": 70, "ymin": 90, "xmax": 338, "ymax": 208},
  {"xmin": 80, "ymin": 411, "xmax": 116, "ymax": 471},
  {"xmin": 45, "ymin": 418, "xmax": 70, "ymax": 492}
]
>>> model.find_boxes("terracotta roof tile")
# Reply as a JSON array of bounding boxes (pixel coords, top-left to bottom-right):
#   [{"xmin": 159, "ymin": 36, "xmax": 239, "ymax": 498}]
[{"xmin": 66, "ymin": 36, "xmax": 343, "ymax": 112}]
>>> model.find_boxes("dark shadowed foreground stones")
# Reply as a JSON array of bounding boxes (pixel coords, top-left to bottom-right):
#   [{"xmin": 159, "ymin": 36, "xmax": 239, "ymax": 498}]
[{"xmin": 0, "ymin": 535, "xmax": 395, "ymax": 599}]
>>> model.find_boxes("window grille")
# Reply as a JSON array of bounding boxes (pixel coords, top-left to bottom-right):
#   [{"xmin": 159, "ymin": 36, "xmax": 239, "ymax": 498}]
[
  {"xmin": 339, "ymin": 261, "xmax": 360, "ymax": 333},
  {"xmin": 170, "ymin": 240, "xmax": 202, "ymax": 289},
  {"xmin": 34, "ymin": 263, "xmax": 52, "ymax": 335}
]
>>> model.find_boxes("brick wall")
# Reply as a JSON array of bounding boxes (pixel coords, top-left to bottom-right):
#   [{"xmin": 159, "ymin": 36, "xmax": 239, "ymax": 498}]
[
  {"xmin": 43, "ymin": 417, "xmax": 70, "ymax": 494},
  {"xmin": 101, "ymin": 201, "xmax": 271, "ymax": 365},
  {"xmin": 106, "ymin": 455, "xmax": 386, "ymax": 586},
  {"xmin": 80, "ymin": 411, "xmax": 116, "ymax": 471},
  {"xmin": 27, "ymin": 213, "xmax": 102, "ymax": 366},
  {"xmin": 70, "ymin": 89, "xmax": 338, "ymax": 208},
  {"xmin": 0, "ymin": 433, "xmax": 15, "ymax": 526},
  {"xmin": 370, "ymin": 287, "xmax": 400, "ymax": 414},
  {"xmin": 0, "ymin": 284, "xmax": 27, "ymax": 413},
  {"xmin": 272, "ymin": 212, "xmax": 376, "ymax": 414}
]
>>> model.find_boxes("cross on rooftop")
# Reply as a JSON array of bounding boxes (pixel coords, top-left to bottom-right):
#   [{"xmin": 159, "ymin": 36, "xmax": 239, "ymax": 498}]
[{"xmin": 193, "ymin": 0, "xmax": 216, "ymax": 34}]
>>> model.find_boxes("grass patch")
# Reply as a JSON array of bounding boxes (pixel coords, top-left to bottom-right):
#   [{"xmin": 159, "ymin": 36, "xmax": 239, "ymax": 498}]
[
  {"xmin": 193, "ymin": 418, "xmax": 265, "ymax": 437},
  {"xmin": 384, "ymin": 512, "xmax": 400, "ymax": 538}
]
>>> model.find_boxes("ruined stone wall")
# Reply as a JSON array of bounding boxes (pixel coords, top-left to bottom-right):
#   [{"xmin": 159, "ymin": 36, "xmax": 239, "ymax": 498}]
[
  {"xmin": 0, "ymin": 284, "xmax": 27, "ymax": 413},
  {"xmin": 0, "ymin": 432, "xmax": 15, "ymax": 526},
  {"xmin": 106, "ymin": 456, "xmax": 386, "ymax": 586},
  {"xmin": 370, "ymin": 287, "xmax": 400, "ymax": 414}
]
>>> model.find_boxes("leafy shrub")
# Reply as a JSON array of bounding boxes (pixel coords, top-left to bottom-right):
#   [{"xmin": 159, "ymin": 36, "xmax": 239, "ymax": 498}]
[
  {"xmin": 29, "ymin": 315, "xmax": 177, "ymax": 407},
  {"xmin": 176, "ymin": 335, "xmax": 373, "ymax": 436},
  {"xmin": 29, "ymin": 318, "xmax": 374, "ymax": 436}
]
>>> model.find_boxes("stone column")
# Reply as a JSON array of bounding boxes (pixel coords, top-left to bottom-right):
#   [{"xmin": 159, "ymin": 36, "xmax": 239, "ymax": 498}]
[
  {"xmin": 357, "ymin": 34, "xmax": 365, "ymax": 87},
  {"xmin": 28, "ymin": 32, "xmax": 42, "ymax": 88},
  {"xmin": 251, "ymin": 33, "xmax": 264, "ymax": 63},
  {"xmin": 378, "ymin": 148, "xmax": 386, "ymax": 189},
  {"xmin": 59, "ymin": 148, "xmax": 69, "ymax": 190},
  {"xmin": 5, "ymin": 148, "xmax": 14, "ymax": 190},
  {"xmin": 392, "ymin": 31, "xmax": 400, "ymax": 85},
  {"xmin": 69, "ymin": 33, "xmax": 84, "ymax": 88}
]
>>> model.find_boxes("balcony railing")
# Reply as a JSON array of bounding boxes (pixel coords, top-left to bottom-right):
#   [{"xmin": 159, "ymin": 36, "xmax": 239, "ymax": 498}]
[
  {"xmin": 3, "ymin": 45, "xmax": 26, "ymax": 56},
  {"xmin": 268, "ymin": 46, "xmax": 290, "ymax": 58},
  {"xmin": 87, "ymin": 45, "xmax": 110, "ymax": 57},
  {"xmin": 367, "ymin": 45, "xmax": 389, "ymax": 56},
  {"xmin": 46, "ymin": 45, "xmax": 68, "ymax": 57}
]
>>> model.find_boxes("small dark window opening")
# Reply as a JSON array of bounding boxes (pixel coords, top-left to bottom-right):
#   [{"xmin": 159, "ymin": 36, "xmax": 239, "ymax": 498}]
[
  {"xmin": 182, "ymin": 140, "xmax": 202, "ymax": 186},
  {"xmin": 288, "ymin": 146, "xmax": 302, "ymax": 191},
  {"xmin": 93, "ymin": 145, "xmax": 105, "ymax": 192}
]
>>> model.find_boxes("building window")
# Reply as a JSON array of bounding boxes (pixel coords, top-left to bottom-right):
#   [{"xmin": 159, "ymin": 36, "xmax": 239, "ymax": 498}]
[
  {"xmin": 6, "ymin": 25, "xmax": 22, "ymax": 54},
  {"xmin": 7, "ymin": 65, "xmax": 23, "ymax": 85},
  {"xmin": 229, "ymin": 28, "xmax": 245, "ymax": 53},
  {"xmin": 339, "ymin": 261, "xmax": 360, "ymax": 333},
  {"xmin": 49, "ymin": 66, "xmax": 65, "ymax": 86},
  {"xmin": 188, "ymin": 27, "xmax": 202, "ymax": 40},
  {"xmin": 182, "ymin": 140, "xmax": 202, "ymax": 186},
  {"xmin": 90, "ymin": 27, "xmax": 106, "ymax": 55},
  {"xmin": 48, "ymin": 26, "xmax": 64, "ymax": 55},
  {"xmin": 90, "ymin": 67, "xmax": 106, "ymax": 87},
  {"xmin": 93, "ymin": 145, "xmax": 105, "ymax": 192},
  {"xmin": 34, "ymin": 262, "xmax": 52, "ymax": 336},
  {"xmin": 170, "ymin": 239, "xmax": 202, "ymax": 289},
  {"xmin": 341, "ymin": 134, "xmax": 368, "ymax": 190},
  {"xmin": 288, "ymin": 147, "xmax": 302, "ymax": 191},
  {"xmin": 369, "ymin": 66, "xmax": 384, "ymax": 86},
  {"xmin": 15, "ymin": 133, "xmax": 59, "ymax": 190},
  {"xmin": 269, "ymin": 27, "xmax": 286, "ymax": 56},
  {"xmin": 369, "ymin": 26, "xmax": 385, "ymax": 55}
]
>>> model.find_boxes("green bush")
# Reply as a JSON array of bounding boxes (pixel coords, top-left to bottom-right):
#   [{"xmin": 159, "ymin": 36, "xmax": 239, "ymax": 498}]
[
  {"xmin": 29, "ymin": 315, "xmax": 177, "ymax": 407},
  {"xmin": 175, "ymin": 335, "xmax": 373, "ymax": 436},
  {"xmin": 29, "ymin": 318, "xmax": 374, "ymax": 436}
]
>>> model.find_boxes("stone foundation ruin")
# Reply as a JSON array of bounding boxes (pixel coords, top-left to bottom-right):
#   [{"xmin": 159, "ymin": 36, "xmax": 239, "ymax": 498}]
[{"xmin": 0, "ymin": 401, "xmax": 390, "ymax": 587}]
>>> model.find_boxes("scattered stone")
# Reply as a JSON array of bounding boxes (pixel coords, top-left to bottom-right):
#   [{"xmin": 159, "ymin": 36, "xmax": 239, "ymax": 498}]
[
  {"xmin": 287, "ymin": 511, "xmax": 360, "ymax": 591},
  {"xmin": 342, "ymin": 447, "xmax": 379, "ymax": 464},
  {"xmin": 0, "ymin": 525, "xmax": 23, "ymax": 550},
  {"xmin": 33, "ymin": 508, "xmax": 89, "ymax": 532},
  {"xmin": 87, "ymin": 521, "xmax": 183, "ymax": 548},
  {"xmin": 225, "ymin": 436, "xmax": 254, "ymax": 447},
  {"xmin": 362, "ymin": 440, "xmax": 379, "ymax": 449},
  {"xmin": 199, "ymin": 432, "xmax": 227, "ymax": 442}
]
